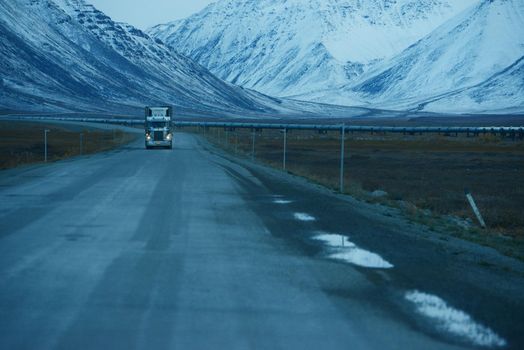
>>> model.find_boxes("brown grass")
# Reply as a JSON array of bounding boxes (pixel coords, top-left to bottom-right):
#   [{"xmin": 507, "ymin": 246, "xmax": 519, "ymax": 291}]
[{"xmin": 0, "ymin": 121, "xmax": 138, "ymax": 169}]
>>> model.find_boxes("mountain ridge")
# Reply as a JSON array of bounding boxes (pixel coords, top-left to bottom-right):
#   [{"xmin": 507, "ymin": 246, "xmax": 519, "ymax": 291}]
[{"xmin": 0, "ymin": 0, "xmax": 281, "ymax": 116}]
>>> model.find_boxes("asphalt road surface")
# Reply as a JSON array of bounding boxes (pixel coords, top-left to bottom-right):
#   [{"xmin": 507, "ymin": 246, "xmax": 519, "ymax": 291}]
[{"xmin": 1, "ymin": 131, "xmax": 523, "ymax": 350}]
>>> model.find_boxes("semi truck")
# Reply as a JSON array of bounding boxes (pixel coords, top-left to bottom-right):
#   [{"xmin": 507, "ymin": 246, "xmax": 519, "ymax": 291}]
[{"xmin": 144, "ymin": 106, "xmax": 173, "ymax": 149}]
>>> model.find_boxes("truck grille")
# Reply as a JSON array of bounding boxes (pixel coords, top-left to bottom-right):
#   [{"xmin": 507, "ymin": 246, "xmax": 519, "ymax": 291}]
[{"xmin": 154, "ymin": 131, "xmax": 164, "ymax": 141}]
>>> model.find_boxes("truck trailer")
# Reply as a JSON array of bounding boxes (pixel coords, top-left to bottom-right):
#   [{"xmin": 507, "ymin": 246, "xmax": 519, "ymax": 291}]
[{"xmin": 144, "ymin": 106, "xmax": 173, "ymax": 149}]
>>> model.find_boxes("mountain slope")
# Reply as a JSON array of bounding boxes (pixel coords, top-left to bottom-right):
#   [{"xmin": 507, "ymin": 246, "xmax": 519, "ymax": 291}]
[
  {"xmin": 148, "ymin": 0, "xmax": 477, "ymax": 98},
  {"xmin": 346, "ymin": 0, "xmax": 524, "ymax": 112},
  {"xmin": 0, "ymin": 0, "xmax": 278, "ymax": 115},
  {"xmin": 421, "ymin": 56, "xmax": 524, "ymax": 113}
]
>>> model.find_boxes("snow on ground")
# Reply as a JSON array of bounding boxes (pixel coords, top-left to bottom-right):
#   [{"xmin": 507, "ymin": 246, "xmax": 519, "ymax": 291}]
[
  {"xmin": 405, "ymin": 290, "xmax": 506, "ymax": 347},
  {"xmin": 313, "ymin": 233, "xmax": 393, "ymax": 269},
  {"xmin": 274, "ymin": 199, "xmax": 292, "ymax": 204},
  {"xmin": 294, "ymin": 213, "xmax": 316, "ymax": 222}
]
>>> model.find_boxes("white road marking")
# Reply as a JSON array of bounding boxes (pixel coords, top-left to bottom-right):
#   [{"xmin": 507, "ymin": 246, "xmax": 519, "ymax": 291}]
[
  {"xmin": 405, "ymin": 290, "xmax": 506, "ymax": 347},
  {"xmin": 294, "ymin": 213, "xmax": 316, "ymax": 221},
  {"xmin": 313, "ymin": 233, "xmax": 393, "ymax": 269}
]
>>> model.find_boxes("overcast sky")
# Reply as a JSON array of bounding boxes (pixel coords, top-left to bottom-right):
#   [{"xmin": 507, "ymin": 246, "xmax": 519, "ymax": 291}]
[{"xmin": 87, "ymin": 0, "xmax": 216, "ymax": 30}]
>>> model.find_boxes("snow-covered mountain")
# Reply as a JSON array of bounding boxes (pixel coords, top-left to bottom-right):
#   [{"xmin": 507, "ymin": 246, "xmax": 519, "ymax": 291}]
[
  {"xmin": 148, "ymin": 0, "xmax": 477, "ymax": 99},
  {"xmin": 0, "ymin": 0, "xmax": 281, "ymax": 116},
  {"xmin": 149, "ymin": 0, "xmax": 524, "ymax": 113},
  {"xmin": 347, "ymin": 0, "xmax": 524, "ymax": 113},
  {"xmin": 3, "ymin": 0, "xmax": 520, "ymax": 116}
]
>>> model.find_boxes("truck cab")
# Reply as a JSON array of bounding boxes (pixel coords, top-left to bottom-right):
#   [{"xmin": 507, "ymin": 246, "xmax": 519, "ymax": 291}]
[{"xmin": 145, "ymin": 106, "xmax": 173, "ymax": 149}]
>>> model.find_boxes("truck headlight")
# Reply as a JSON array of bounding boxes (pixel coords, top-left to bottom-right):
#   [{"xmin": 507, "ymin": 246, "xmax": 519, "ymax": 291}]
[
  {"xmin": 146, "ymin": 134, "xmax": 151, "ymax": 141},
  {"xmin": 166, "ymin": 133, "xmax": 172, "ymax": 140}
]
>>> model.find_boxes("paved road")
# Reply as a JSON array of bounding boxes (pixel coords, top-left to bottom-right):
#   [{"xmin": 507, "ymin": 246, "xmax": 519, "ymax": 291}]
[{"xmin": 1, "ymin": 132, "xmax": 523, "ymax": 350}]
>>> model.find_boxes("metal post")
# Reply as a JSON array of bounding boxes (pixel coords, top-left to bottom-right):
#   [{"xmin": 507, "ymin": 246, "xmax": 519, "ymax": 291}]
[
  {"xmin": 465, "ymin": 189, "xmax": 487, "ymax": 228},
  {"xmin": 79, "ymin": 133, "xmax": 83, "ymax": 155},
  {"xmin": 251, "ymin": 128, "xmax": 256, "ymax": 161},
  {"xmin": 44, "ymin": 129, "xmax": 50, "ymax": 162},
  {"xmin": 235, "ymin": 132, "xmax": 238, "ymax": 154},
  {"xmin": 339, "ymin": 124, "xmax": 345, "ymax": 193},
  {"xmin": 283, "ymin": 128, "xmax": 287, "ymax": 170}
]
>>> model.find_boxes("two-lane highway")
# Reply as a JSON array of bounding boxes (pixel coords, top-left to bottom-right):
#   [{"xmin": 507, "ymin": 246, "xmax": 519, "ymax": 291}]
[{"xmin": 1, "ymin": 132, "xmax": 523, "ymax": 349}]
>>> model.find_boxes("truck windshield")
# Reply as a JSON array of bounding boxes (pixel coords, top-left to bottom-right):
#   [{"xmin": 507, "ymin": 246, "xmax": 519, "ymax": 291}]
[{"xmin": 148, "ymin": 122, "xmax": 168, "ymax": 128}]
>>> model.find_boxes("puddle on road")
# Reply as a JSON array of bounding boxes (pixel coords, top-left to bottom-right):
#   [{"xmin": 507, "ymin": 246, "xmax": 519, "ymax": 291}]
[
  {"xmin": 313, "ymin": 233, "xmax": 393, "ymax": 269},
  {"xmin": 294, "ymin": 213, "xmax": 316, "ymax": 221},
  {"xmin": 405, "ymin": 290, "xmax": 506, "ymax": 348}
]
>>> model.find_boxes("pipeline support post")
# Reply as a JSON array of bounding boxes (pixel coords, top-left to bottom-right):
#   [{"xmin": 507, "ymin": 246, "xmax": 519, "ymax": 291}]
[
  {"xmin": 44, "ymin": 129, "xmax": 50, "ymax": 162},
  {"xmin": 339, "ymin": 123, "xmax": 345, "ymax": 193},
  {"xmin": 79, "ymin": 133, "xmax": 83, "ymax": 155},
  {"xmin": 251, "ymin": 128, "xmax": 256, "ymax": 161}
]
